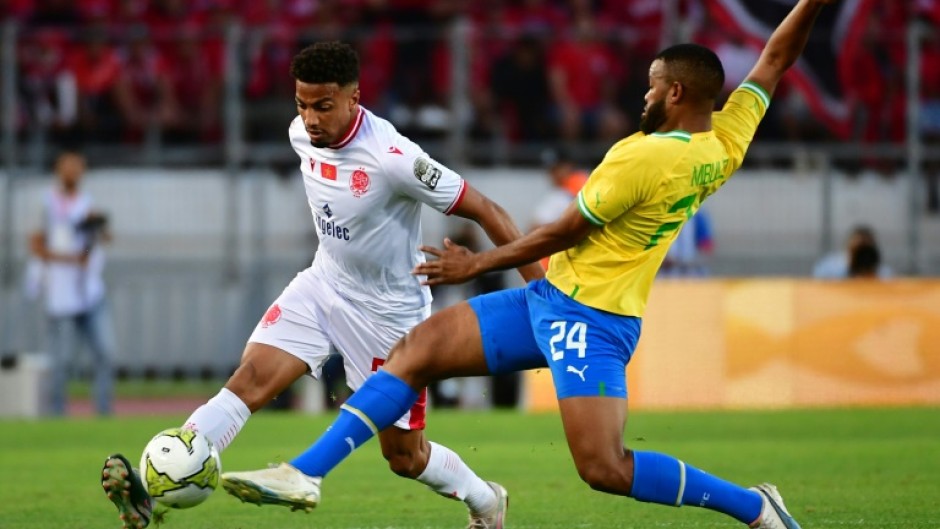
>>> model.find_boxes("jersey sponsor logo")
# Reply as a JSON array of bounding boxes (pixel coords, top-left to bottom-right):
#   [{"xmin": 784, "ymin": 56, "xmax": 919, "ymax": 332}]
[
  {"xmin": 322, "ymin": 203, "xmax": 333, "ymax": 218},
  {"xmin": 388, "ymin": 146, "xmax": 403, "ymax": 155},
  {"xmin": 315, "ymin": 214, "xmax": 351, "ymax": 240},
  {"xmin": 413, "ymin": 156, "xmax": 442, "ymax": 189},
  {"xmin": 321, "ymin": 162, "xmax": 337, "ymax": 181},
  {"xmin": 261, "ymin": 304, "xmax": 282, "ymax": 328},
  {"xmin": 350, "ymin": 168, "xmax": 370, "ymax": 197}
]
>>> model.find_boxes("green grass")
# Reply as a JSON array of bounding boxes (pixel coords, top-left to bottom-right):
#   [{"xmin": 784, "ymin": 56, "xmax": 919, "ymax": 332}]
[
  {"xmin": 68, "ymin": 379, "xmax": 227, "ymax": 399},
  {"xmin": 1, "ymin": 407, "xmax": 938, "ymax": 528}
]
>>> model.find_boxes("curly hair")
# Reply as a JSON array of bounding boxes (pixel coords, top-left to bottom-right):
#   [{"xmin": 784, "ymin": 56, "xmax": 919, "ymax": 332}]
[{"xmin": 290, "ymin": 41, "xmax": 360, "ymax": 87}]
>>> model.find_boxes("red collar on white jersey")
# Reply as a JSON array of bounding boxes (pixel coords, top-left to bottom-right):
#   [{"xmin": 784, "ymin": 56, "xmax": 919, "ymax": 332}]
[{"xmin": 328, "ymin": 106, "xmax": 365, "ymax": 149}]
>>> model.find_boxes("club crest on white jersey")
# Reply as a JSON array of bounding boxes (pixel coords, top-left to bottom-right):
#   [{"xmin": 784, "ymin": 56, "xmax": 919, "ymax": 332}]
[{"xmin": 289, "ymin": 106, "xmax": 467, "ymax": 322}]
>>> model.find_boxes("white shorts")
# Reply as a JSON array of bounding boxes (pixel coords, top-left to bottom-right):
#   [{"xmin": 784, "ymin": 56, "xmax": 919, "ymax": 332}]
[{"xmin": 248, "ymin": 266, "xmax": 430, "ymax": 430}]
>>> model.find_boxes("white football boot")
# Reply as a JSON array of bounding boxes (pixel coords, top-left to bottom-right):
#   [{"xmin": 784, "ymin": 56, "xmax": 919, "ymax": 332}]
[
  {"xmin": 466, "ymin": 481, "xmax": 509, "ymax": 529},
  {"xmin": 750, "ymin": 483, "xmax": 802, "ymax": 529},
  {"xmin": 221, "ymin": 462, "xmax": 321, "ymax": 512}
]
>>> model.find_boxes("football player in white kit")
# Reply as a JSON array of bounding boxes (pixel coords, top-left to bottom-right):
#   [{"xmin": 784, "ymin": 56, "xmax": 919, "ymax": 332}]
[{"xmin": 101, "ymin": 41, "xmax": 543, "ymax": 529}]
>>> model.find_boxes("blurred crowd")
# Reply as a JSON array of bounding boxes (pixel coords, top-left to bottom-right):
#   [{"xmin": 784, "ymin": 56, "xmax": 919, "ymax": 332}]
[{"xmin": 2, "ymin": 0, "xmax": 940, "ymax": 157}]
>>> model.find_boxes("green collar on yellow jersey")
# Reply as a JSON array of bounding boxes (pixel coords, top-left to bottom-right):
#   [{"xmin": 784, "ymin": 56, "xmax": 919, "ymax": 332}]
[{"xmin": 649, "ymin": 130, "xmax": 692, "ymax": 143}]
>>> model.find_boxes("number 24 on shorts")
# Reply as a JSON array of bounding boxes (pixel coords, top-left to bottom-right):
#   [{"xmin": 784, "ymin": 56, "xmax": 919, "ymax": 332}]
[{"xmin": 549, "ymin": 321, "xmax": 588, "ymax": 361}]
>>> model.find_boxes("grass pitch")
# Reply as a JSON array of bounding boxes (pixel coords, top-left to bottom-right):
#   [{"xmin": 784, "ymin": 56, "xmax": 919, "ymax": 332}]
[{"xmin": 1, "ymin": 407, "xmax": 938, "ymax": 529}]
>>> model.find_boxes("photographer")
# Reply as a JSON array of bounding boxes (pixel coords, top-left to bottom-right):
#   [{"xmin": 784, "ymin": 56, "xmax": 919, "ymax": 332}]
[{"xmin": 28, "ymin": 150, "xmax": 115, "ymax": 416}]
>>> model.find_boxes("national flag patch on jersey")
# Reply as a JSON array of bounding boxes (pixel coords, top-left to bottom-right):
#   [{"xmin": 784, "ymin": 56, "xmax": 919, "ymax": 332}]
[{"xmin": 321, "ymin": 162, "xmax": 337, "ymax": 181}]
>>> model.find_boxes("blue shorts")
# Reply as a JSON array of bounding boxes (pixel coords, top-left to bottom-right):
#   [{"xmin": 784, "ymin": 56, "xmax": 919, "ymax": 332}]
[{"xmin": 468, "ymin": 278, "xmax": 641, "ymax": 399}]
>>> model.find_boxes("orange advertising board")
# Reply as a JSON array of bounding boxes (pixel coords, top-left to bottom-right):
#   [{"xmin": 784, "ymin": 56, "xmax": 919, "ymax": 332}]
[{"xmin": 523, "ymin": 280, "xmax": 940, "ymax": 411}]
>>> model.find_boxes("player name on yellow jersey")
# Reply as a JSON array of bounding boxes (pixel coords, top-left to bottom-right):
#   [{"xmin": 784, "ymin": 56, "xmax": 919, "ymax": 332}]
[{"xmin": 547, "ymin": 81, "xmax": 771, "ymax": 317}]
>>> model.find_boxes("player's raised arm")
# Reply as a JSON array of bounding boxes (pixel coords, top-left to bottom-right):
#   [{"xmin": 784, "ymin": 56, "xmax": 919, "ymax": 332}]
[
  {"xmin": 745, "ymin": 0, "xmax": 836, "ymax": 96},
  {"xmin": 449, "ymin": 184, "xmax": 547, "ymax": 283}
]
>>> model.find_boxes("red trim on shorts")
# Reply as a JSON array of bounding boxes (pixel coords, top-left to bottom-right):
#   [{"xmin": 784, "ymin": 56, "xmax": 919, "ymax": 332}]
[
  {"xmin": 329, "ymin": 107, "xmax": 364, "ymax": 149},
  {"xmin": 444, "ymin": 180, "xmax": 467, "ymax": 215},
  {"xmin": 408, "ymin": 388, "xmax": 428, "ymax": 429}
]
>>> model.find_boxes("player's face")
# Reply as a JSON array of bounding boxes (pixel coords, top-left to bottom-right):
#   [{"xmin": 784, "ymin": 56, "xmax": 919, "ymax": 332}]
[
  {"xmin": 640, "ymin": 59, "xmax": 670, "ymax": 135},
  {"xmin": 56, "ymin": 153, "xmax": 85, "ymax": 190},
  {"xmin": 295, "ymin": 80, "xmax": 361, "ymax": 148}
]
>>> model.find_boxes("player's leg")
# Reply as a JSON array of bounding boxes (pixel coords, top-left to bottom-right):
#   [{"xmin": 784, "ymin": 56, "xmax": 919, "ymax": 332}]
[
  {"xmin": 185, "ymin": 268, "xmax": 332, "ymax": 451},
  {"xmin": 46, "ymin": 315, "xmax": 71, "ymax": 416},
  {"xmin": 298, "ymin": 285, "xmax": 510, "ymax": 521},
  {"xmin": 185, "ymin": 341, "xmax": 307, "ymax": 450},
  {"xmin": 77, "ymin": 300, "xmax": 116, "ymax": 415},
  {"xmin": 287, "ymin": 285, "xmax": 545, "ymax": 479},
  {"xmin": 557, "ymin": 397, "xmax": 796, "ymax": 528},
  {"xmin": 104, "ymin": 269, "xmax": 329, "ymax": 526},
  {"xmin": 223, "ymin": 285, "xmax": 544, "ymax": 518},
  {"xmin": 103, "ymin": 336, "xmax": 312, "ymax": 527},
  {"xmin": 531, "ymin": 280, "xmax": 793, "ymax": 528},
  {"xmin": 378, "ymin": 427, "xmax": 507, "ymax": 528}
]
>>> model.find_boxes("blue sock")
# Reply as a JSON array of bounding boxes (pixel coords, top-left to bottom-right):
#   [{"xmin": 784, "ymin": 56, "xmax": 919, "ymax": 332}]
[
  {"xmin": 630, "ymin": 450, "xmax": 763, "ymax": 524},
  {"xmin": 291, "ymin": 371, "xmax": 418, "ymax": 477}
]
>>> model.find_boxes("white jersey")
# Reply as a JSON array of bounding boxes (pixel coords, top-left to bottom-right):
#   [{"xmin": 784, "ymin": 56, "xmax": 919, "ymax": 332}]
[
  {"xmin": 289, "ymin": 106, "xmax": 467, "ymax": 323},
  {"xmin": 34, "ymin": 188, "xmax": 107, "ymax": 316}
]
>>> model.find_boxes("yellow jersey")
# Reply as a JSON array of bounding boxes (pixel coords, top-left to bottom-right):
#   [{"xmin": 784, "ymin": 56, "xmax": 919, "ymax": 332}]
[{"xmin": 546, "ymin": 81, "xmax": 771, "ymax": 316}]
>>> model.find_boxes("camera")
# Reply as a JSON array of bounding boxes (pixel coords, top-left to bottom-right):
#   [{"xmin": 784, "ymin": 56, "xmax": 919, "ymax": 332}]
[{"xmin": 76, "ymin": 212, "xmax": 110, "ymax": 243}]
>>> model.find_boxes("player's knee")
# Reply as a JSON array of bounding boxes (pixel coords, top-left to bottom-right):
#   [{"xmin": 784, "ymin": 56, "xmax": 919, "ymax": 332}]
[
  {"xmin": 385, "ymin": 338, "xmax": 433, "ymax": 387},
  {"xmin": 576, "ymin": 458, "xmax": 633, "ymax": 494},
  {"xmin": 224, "ymin": 362, "xmax": 268, "ymax": 412},
  {"xmin": 384, "ymin": 451, "xmax": 423, "ymax": 479}
]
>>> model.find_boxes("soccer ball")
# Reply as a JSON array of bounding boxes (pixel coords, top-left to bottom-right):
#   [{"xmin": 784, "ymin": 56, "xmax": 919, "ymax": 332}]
[{"xmin": 139, "ymin": 427, "xmax": 221, "ymax": 509}]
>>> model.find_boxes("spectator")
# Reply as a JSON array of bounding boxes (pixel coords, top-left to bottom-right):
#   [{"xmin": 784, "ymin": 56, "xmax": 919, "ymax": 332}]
[
  {"xmin": 161, "ymin": 22, "xmax": 223, "ymax": 143},
  {"xmin": 112, "ymin": 26, "xmax": 177, "ymax": 142},
  {"xmin": 548, "ymin": 13, "xmax": 627, "ymax": 141},
  {"xmin": 24, "ymin": 0, "xmax": 82, "ymax": 28},
  {"xmin": 17, "ymin": 28, "xmax": 79, "ymax": 146},
  {"xmin": 813, "ymin": 225, "xmax": 893, "ymax": 280},
  {"xmin": 506, "ymin": 0, "xmax": 566, "ymax": 36},
  {"xmin": 68, "ymin": 26, "xmax": 123, "ymax": 141},
  {"xmin": 346, "ymin": 2, "xmax": 397, "ymax": 115},
  {"xmin": 491, "ymin": 34, "xmax": 554, "ymax": 141},
  {"xmin": 921, "ymin": 27, "xmax": 940, "ymax": 214},
  {"xmin": 848, "ymin": 242, "xmax": 881, "ymax": 279},
  {"xmin": 26, "ymin": 151, "xmax": 115, "ymax": 416}
]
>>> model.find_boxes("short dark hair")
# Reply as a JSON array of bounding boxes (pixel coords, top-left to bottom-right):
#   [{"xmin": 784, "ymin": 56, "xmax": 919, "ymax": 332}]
[
  {"xmin": 850, "ymin": 225, "xmax": 876, "ymax": 242},
  {"xmin": 290, "ymin": 41, "xmax": 359, "ymax": 86},
  {"xmin": 655, "ymin": 43, "xmax": 725, "ymax": 102}
]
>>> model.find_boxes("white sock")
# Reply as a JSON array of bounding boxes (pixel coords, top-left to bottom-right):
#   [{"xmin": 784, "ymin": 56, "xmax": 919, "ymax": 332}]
[
  {"xmin": 416, "ymin": 441, "xmax": 497, "ymax": 513},
  {"xmin": 183, "ymin": 388, "xmax": 251, "ymax": 452}
]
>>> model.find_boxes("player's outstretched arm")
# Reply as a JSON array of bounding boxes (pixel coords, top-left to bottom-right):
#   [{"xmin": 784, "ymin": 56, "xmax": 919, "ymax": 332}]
[
  {"xmin": 449, "ymin": 183, "xmax": 546, "ymax": 283},
  {"xmin": 745, "ymin": 0, "xmax": 836, "ymax": 96},
  {"xmin": 416, "ymin": 200, "xmax": 593, "ymax": 286}
]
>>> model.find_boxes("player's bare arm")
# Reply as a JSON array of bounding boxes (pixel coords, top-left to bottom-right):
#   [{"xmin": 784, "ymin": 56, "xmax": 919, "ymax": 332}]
[
  {"xmin": 416, "ymin": 200, "xmax": 593, "ymax": 286},
  {"xmin": 449, "ymin": 183, "xmax": 546, "ymax": 283},
  {"xmin": 745, "ymin": 0, "xmax": 836, "ymax": 96}
]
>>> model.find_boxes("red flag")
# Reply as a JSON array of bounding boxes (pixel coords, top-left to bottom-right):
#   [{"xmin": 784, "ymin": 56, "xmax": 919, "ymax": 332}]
[
  {"xmin": 705, "ymin": 0, "xmax": 878, "ymax": 139},
  {"xmin": 321, "ymin": 162, "xmax": 337, "ymax": 181}
]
